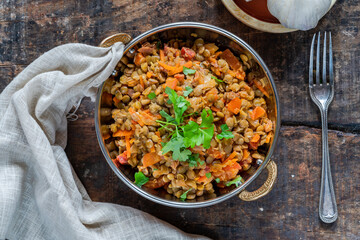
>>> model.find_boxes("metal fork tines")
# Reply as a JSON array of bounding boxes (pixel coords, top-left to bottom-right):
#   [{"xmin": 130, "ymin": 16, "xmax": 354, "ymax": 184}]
[{"xmin": 309, "ymin": 32, "xmax": 337, "ymax": 223}]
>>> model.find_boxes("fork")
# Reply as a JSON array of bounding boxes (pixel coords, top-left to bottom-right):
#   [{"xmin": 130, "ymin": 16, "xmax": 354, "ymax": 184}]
[{"xmin": 309, "ymin": 32, "xmax": 338, "ymax": 223}]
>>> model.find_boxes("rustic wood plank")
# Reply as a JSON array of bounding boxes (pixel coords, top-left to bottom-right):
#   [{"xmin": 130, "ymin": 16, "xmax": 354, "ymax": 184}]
[{"xmin": 1, "ymin": 0, "xmax": 360, "ymax": 239}]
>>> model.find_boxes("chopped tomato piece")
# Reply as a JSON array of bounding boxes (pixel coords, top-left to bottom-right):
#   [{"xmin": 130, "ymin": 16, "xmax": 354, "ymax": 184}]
[
  {"xmin": 181, "ymin": 47, "xmax": 196, "ymax": 61},
  {"xmin": 116, "ymin": 152, "xmax": 128, "ymax": 165}
]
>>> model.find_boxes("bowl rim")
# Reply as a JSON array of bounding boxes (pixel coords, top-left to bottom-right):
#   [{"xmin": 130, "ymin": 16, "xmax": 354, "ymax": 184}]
[{"xmin": 95, "ymin": 22, "xmax": 281, "ymax": 208}]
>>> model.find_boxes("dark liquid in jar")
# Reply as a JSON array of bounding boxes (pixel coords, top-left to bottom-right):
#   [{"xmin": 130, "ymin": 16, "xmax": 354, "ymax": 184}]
[{"xmin": 234, "ymin": 0, "xmax": 280, "ymax": 24}]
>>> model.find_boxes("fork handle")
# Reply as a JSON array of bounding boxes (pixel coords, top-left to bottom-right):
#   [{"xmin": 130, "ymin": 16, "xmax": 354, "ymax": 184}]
[{"xmin": 319, "ymin": 109, "xmax": 338, "ymax": 223}]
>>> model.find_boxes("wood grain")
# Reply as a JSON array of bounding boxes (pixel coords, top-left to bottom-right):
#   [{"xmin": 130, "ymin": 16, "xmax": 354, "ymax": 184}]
[{"xmin": 1, "ymin": 0, "xmax": 359, "ymax": 239}]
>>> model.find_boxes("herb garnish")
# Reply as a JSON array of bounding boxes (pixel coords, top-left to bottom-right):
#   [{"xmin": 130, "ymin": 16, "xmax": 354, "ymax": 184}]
[
  {"xmin": 225, "ymin": 175, "xmax": 244, "ymax": 187},
  {"xmin": 188, "ymin": 153, "xmax": 205, "ymax": 167},
  {"xmin": 134, "ymin": 172, "xmax": 149, "ymax": 187},
  {"xmin": 211, "ymin": 75, "xmax": 224, "ymax": 83},
  {"xmin": 180, "ymin": 188, "xmax": 192, "ymax": 201},
  {"xmin": 183, "ymin": 66, "xmax": 196, "ymax": 75},
  {"xmin": 205, "ymin": 172, "xmax": 212, "ymax": 178},
  {"xmin": 215, "ymin": 178, "xmax": 220, "ymax": 183},
  {"xmin": 157, "ymin": 87, "xmax": 215, "ymax": 163},
  {"xmin": 147, "ymin": 92, "xmax": 156, "ymax": 100},
  {"xmin": 183, "ymin": 86, "xmax": 193, "ymax": 97},
  {"xmin": 217, "ymin": 124, "xmax": 234, "ymax": 140}
]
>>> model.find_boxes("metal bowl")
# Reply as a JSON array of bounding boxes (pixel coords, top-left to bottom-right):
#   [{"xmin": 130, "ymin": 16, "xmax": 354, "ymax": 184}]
[{"xmin": 95, "ymin": 22, "xmax": 280, "ymax": 208}]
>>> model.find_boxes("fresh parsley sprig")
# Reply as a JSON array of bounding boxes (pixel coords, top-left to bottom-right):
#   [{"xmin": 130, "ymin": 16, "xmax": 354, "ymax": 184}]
[
  {"xmin": 217, "ymin": 124, "xmax": 234, "ymax": 140},
  {"xmin": 225, "ymin": 175, "xmax": 244, "ymax": 187},
  {"xmin": 157, "ymin": 87, "xmax": 215, "ymax": 163},
  {"xmin": 134, "ymin": 172, "xmax": 149, "ymax": 187},
  {"xmin": 180, "ymin": 188, "xmax": 192, "ymax": 201}
]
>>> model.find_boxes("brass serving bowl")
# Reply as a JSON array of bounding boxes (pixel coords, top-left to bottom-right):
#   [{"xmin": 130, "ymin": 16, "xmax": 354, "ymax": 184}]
[{"xmin": 95, "ymin": 22, "xmax": 280, "ymax": 208}]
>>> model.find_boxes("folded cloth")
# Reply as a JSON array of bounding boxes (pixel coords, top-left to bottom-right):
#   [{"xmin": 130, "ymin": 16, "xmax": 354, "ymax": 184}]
[{"xmin": 0, "ymin": 42, "xmax": 208, "ymax": 240}]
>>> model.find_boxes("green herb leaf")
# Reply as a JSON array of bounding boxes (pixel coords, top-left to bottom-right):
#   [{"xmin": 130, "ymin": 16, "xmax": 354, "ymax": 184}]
[
  {"xmin": 147, "ymin": 92, "xmax": 156, "ymax": 100},
  {"xmin": 180, "ymin": 188, "xmax": 192, "ymax": 201},
  {"xmin": 225, "ymin": 175, "xmax": 244, "ymax": 187},
  {"xmin": 217, "ymin": 124, "xmax": 235, "ymax": 140},
  {"xmin": 183, "ymin": 66, "xmax": 196, "ymax": 75},
  {"xmin": 153, "ymin": 169, "xmax": 158, "ymax": 171},
  {"xmin": 188, "ymin": 153, "xmax": 204, "ymax": 167},
  {"xmin": 205, "ymin": 172, "xmax": 212, "ymax": 178},
  {"xmin": 134, "ymin": 172, "xmax": 149, "ymax": 187},
  {"xmin": 215, "ymin": 178, "xmax": 220, "ymax": 183},
  {"xmin": 165, "ymin": 87, "xmax": 190, "ymax": 124},
  {"xmin": 161, "ymin": 135, "xmax": 192, "ymax": 162},
  {"xmin": 159, "ymin": 110, "xmax": 175, "ymax": 123},
  {"xmin": 182, "ymin": 109, "xmax": 214, "ymax": 149},
  {"xmin": 183, "ymin": 86, "xmax": 193, "ymax": 97},
  {"xmin": 211, "ymin": 75, "xmax": 224, "ymax": 83}
]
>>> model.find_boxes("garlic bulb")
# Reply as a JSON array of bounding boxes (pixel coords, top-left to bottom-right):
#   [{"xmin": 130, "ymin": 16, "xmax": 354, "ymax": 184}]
[{"xmin": 267, "ymin": 0, "xmax": 332, "ymax": 30}]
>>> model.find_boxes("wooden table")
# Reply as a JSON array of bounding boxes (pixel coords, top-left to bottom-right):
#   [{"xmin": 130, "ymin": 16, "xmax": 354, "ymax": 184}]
[{"xmin": 1, "ymin": 0, "xmax": 359, "ymax": 239}]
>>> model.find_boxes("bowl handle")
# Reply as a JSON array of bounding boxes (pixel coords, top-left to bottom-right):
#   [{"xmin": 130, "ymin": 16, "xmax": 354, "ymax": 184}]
[
  {"xmin": 99, "ymin": 33, "xmax": 132, "ymax": 47},
  {"xmin": 239, "ymin": 160, "xmax": 277, "ymax": 201}
]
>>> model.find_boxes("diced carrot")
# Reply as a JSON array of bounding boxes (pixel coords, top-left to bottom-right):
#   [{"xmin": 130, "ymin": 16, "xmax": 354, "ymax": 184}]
[
  {"xmin": 158, "ymin": 61, "xmax": 183, "ymax": 76},
  {"xmin": 227, "ymin": 70, "xmax": 236, "ymax": 78},
  {"xmin": 254, "ymin": 79, "xmax": 270, "ymax": 98},
  {"xmin": 134, "ymin": 52, "xmax": 145, "ymax": 66},
  {"xmin": 214, "ymin": 51, "xmax": 223, "ymax": 59},
  {"xmin": 125, "ymin": 136, "xmax": 131, "ymax": 158},
  {"xmin": 211, "ymin": 106, "xmax": 220, "ymax": 112},
  {"xmin": 225, "ymin": 151, "xmax": 238, "ymax": 162},
  {"xmin": 101, "ymin": 92, "xmax": 113, "ymax": 106},
  {"xmin": 164, "ymin": 77, "xmax": 178, "ymax": 90},
  {"xmin": 175, "ymin": 86, "xmax": 183, "ymax": 91},
  {"xmin": 235, "ymin": 70, "xmax": 245, "ymax": 81},
  {"xmin": 196, "ymin": 176, "xmax": 207, "ymax": 183},
  {"xmin": 113, "ymin": 96, "xmax": 120, "ymax": 104},
  {"xmin": 113, "ymin": 130, "xmax": 134, "ymax": 138},
  {"xmin": 155, "ymin": 131, "xmax": 161, "ymax": 143},
  {"xmin": 142, "ymin": 152, "xmax": 161, "ymax": 168},
  {"xmin": 146, "ymin": 71, "xmax": 153, "ymax": 78},
  {"xmin": 160, "ymin": 50, "xmax": 165, "ymax": 61},
  {"xmin": 250, "ymin": 134, "xmax": 260, "ymax": 143},
  {"xmin": 227, "ymin": 97, "xmax": 242, "ymax": 114},
  {"xmin": 242, "ymin": 149, "xmax": 250, "ymax": 160},
  {"xmin": 220, "ymin": 49, "xmax": 241, "ymax": 70},
  {"xmin": 211, "ymin": 66, "xmax": 221, "ymax": 76},
  {"xmin": 174, "ymin": 73, "xmax": 184, "ymax": 81},
  {"xmin": 183, "ymin": 61, "xmax": 193, "ymax": 69},
  {"xmin": 150, "ymin": 145, "xmax": 156, "ymax": 152},
  {"xmin": 103, "ymin": 133, "xmax": 110, "ymax": 140},
  {"xmin": 249, "ymin": 141, "xmax": 259, "ymax": 150},
  {"xmin": 222, "ymin": 163, "xmax": 241, "ymax": 181},
  {"xmin": 265, "ymin": 132, "xmax": 273, "ymax": 144},
  {"xmin": 250, "ymin": 106, "xmax": 266, "ymax": 120},
  {"xmin": 139, "ymin": 75, "xmax": 145, "ymax": 89},
  {"xmin": 207, "ymin": 148, "xmax": 224, "ymax": 159}
]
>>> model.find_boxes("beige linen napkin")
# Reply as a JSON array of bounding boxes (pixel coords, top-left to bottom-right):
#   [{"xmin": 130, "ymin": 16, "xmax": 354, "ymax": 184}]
[{"xmin": 0, "ymin": 42, "xmax": 208, "ymax": 240}]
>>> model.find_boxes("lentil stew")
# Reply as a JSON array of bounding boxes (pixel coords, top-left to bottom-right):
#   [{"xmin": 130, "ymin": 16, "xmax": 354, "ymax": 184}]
[{"xmin": 99, "ymin": 35, "xmax": 275, "ymax": 201}]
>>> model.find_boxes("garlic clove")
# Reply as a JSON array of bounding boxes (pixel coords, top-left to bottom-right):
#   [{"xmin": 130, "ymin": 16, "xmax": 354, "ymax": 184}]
[{"xmin": 267, "ymin": 0, "xmax": 332, "ymax": 30}]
